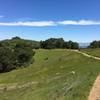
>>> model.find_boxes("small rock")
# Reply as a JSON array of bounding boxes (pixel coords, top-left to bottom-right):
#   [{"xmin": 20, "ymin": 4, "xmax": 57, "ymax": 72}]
[{"xmin": 71, "ymin": 71, "xmax": 75, "ymax": 74}]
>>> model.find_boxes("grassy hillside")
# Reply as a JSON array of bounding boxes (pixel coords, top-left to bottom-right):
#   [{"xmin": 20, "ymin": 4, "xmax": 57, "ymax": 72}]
[
  {"xmin": 1, "ymin": 37, "xmax": 40, "ymax": 49},
  {"xmin": 0, "ymin": 49, "xmax": 100, "ymax": 100},
  {"xmin": 80, "ymin": 48, "xmax": 100, "ymax": 57}
]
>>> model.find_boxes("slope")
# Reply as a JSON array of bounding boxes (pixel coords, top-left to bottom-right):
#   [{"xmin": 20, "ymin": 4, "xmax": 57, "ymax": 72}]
[{"xmin": 0, "ymin": 49, "xmax": 100, "ymax": 100}]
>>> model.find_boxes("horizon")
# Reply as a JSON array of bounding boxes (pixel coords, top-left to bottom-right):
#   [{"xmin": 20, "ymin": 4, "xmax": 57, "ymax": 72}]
[
  {"xmin": 0, "ymin": 0, "xmax": 100, "ymax": 42},
  {"xmin": 0, "ymin": 35, "xmax": 98, "ymax": 44},
  {"xmin": 0, "ymin": 36, "xmax": 91, "ymax": 44},
  {"xmin": 0, "ymin": 36, "xmax": 91, "ymax": 48}
]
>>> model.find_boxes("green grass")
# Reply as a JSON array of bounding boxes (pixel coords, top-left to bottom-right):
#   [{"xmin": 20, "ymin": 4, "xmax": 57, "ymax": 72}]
[
  {"xmin": 80, "ymin": 48, "xmax": 100, "ymax": 57},
  {"xmin": 0, "ymin": 49, "xmax": 100, "ymax": 100}
]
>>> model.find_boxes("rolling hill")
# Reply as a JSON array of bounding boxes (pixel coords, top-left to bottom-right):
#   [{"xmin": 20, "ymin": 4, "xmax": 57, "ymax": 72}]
[{"xmin": 0, "ymin": 49, "xmax": 100, "ymax": 100}]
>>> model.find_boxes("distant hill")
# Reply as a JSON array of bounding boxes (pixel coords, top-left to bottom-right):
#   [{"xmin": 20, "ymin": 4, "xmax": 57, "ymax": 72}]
[
  {"xmin": 0, "ymin": 37, "xmax": 40, "ymax": 49},
  {"xmin": 79, "ymin": 43, "xmax": 90, "ymax": 48}
]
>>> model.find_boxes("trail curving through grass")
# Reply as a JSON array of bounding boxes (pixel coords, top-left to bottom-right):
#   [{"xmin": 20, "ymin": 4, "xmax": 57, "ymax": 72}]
[{"xmin": 71, "ymin": 49, "xmax": 100, "ymax": 100}]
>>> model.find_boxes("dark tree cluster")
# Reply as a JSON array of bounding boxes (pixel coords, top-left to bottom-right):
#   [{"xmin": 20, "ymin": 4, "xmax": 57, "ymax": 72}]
[
  {"xmin": 0, "ymin": 37, "xmax": 35, "ymax": 73},
  {"xmin": 40, "ymin": 38, "xmax": 79, "ymax": 49},
  {"xmin": 89, "ymin": 40, "xmax": 100, "ymax": 48}
]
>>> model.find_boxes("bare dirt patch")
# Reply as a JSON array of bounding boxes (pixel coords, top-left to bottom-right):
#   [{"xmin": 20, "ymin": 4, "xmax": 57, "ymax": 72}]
[{"xmin": 0, "ymin": 81, "xmax": 38, "ymax": 91}]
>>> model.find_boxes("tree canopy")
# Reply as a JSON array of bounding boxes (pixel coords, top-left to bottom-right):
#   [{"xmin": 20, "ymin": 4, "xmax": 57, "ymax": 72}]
[
  {"xmin": 89, "ymin": 40, "xmax": 100, "ymax": 48},
  {"xmin": 40, "ymin": 38, "xmax": 79, "ymax": 49},
  {"xmin": 0, "ymin": 37, "xmax": 35, "ymax": 73}
]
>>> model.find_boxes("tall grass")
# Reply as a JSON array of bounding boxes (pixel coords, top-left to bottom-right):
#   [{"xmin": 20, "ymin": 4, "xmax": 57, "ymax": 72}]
[{"xmin": 0, "ymin": 49, "xmax": 100, "ymax": 100}]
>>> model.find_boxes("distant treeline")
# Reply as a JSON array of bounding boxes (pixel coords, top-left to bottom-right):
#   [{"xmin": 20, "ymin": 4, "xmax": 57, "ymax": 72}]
[
  {"xmin": 89, "ymin": 40, "xmax": 100, "ymax": 48},
  {"xmin": 40, "ymin": 38, "xmax": 79, "ymax": 49},
  {"xmin": 0, "ymin": 37, "xmax": 79, "ymax": 49}
]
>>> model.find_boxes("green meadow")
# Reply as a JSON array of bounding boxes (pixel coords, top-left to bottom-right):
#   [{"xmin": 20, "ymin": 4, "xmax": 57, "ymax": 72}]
[{"xmin": 0, "ymin": 49, "xmax": 100, "ymax": 100}]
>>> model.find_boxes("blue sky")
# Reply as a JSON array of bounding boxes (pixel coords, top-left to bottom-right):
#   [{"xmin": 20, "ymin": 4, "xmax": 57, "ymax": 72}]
[{"xmin": 0, "ymin": 0, "xmax": 100, "ymax": 42}]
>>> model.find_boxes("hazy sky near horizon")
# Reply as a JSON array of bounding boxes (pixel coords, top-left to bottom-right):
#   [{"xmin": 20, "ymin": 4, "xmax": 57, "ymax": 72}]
[{"xmin": 0, "ymin": 0, "xmax": 100, "ymax": 42}]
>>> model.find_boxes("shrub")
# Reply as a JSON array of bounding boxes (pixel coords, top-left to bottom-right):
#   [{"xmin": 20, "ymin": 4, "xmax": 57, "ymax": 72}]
[
  {"xmin": 0, "ymin": 42, "xmax": 35, "ymax": 73},
  {"xmin": 0, "ymin": 47, "xmax": 15, "ymax": 72},
  {"xmin": 14, "ymin": 47, "xmax": 35, "ymax": 67}
]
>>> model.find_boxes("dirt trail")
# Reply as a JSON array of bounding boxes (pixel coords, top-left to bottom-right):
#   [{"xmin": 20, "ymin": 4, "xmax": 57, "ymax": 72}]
[
  {"xmin": 71, "ymin": 50, "xmax": 100, "ymax": 60},
  {"xmin": 71, "ymin": 50, "xmax": 100, "ymax": 100},
  {"xmin": 88, "ymin": 76, "xmax": 100, "ymax": 100}
]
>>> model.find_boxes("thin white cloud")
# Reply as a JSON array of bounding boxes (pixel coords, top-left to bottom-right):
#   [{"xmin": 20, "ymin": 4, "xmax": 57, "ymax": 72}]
[
  {"xmin": 0, "ymin": 20, "xmax": 100, "ymax": 27},
  {"xmin": 58, "ymin": 20, "xmax": 100, "ymax": 25},
  {"xmin": 0, "ymin": 21, "xmax": 56, "ymax": 27}
]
